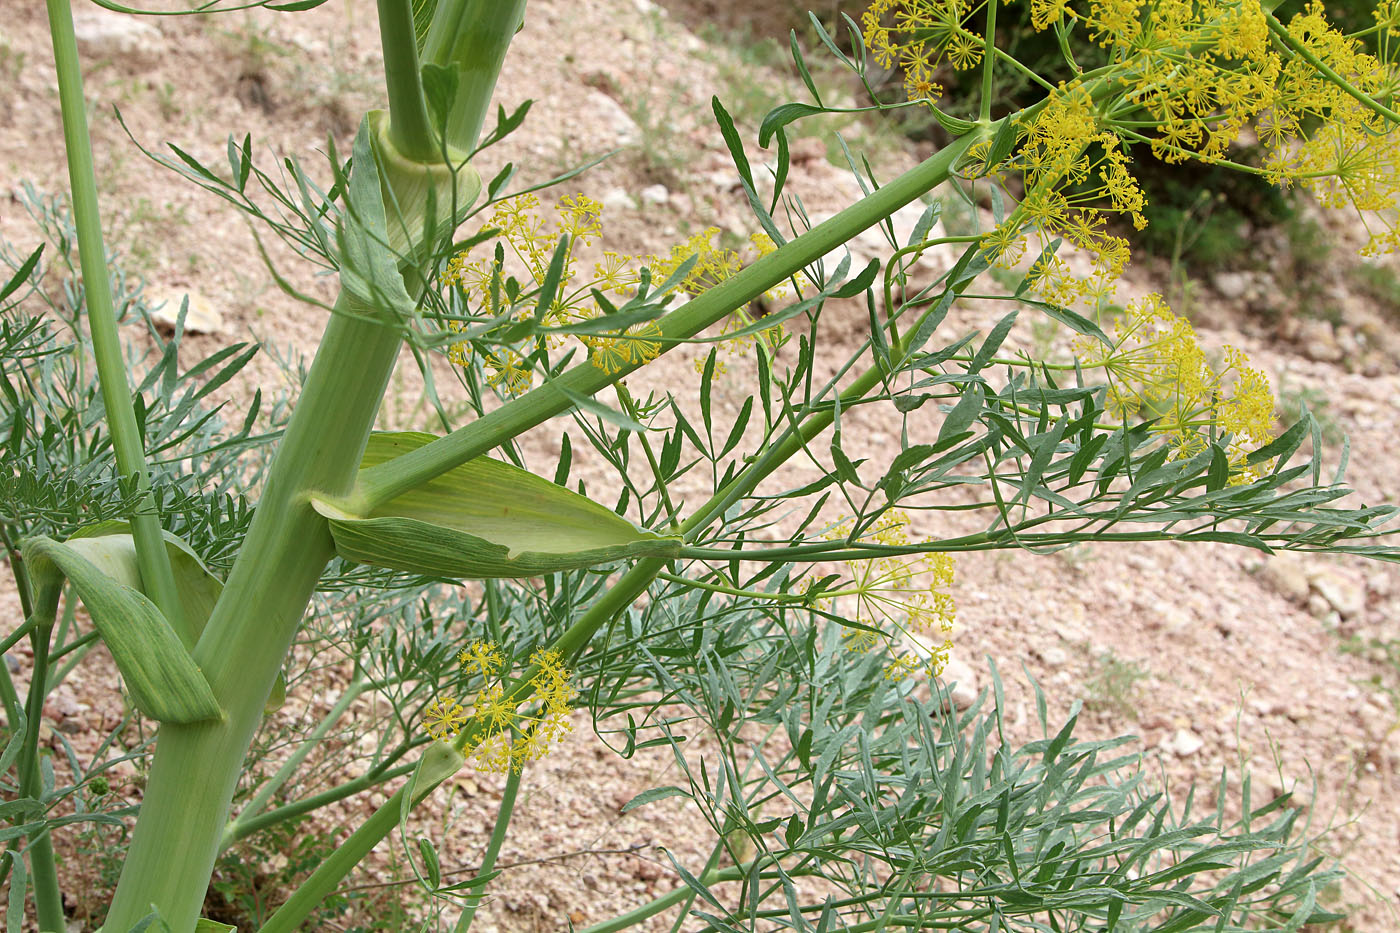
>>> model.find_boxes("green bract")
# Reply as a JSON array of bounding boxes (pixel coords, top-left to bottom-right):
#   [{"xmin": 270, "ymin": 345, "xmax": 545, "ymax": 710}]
[
  {"xmin": 312, "ymin": 432, "xmax": 682, "ymax": 579},
  {"xmin": 20, "ymin": 533, "xmax": 222, "ymax": 725}
]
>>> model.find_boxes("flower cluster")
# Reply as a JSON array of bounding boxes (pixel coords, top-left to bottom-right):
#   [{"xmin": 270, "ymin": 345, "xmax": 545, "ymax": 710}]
[
  {"xmin": 869, "ymin": 0, "xmax": 1400, "ymax": 293},
  {"xmin": 862, "ymin": 0, "xmax": 986, "ymax": 102},
  {"xmin": 979, "ymin": 86, "xmax": 1145, "ymax": 309},
  {"xmin": 442, "ymin": 195, "xmax": 786, "ymax": 387},
  {"xmin": 806, "ymin": 510, "xmax": 956, "ymax": 680},
  {"xmin": 422, "ymin": 641, "xmax": 577, "ymax": 774},
  {"xmin": 860, "ymin": 0, "xmax": 1377, "ymax": 475},
  {"xmin": 1073, "ymin": 293, "xmax": 1276, "ymax": 476}
]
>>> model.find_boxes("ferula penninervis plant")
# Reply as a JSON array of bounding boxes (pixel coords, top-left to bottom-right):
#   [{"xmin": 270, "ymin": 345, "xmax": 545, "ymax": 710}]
[{"xmin": 2, "ymin": 0, "xmax": 1398, "ymax": 929}]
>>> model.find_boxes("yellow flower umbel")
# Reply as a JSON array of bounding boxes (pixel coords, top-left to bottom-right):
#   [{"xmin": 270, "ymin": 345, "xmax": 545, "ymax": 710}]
[
  {"xmin": 422, "ymin": 641, "xmax": 577, "ymax": 774},
  {"xmin": 874, "ymin": 0, "xmax": 1400, "ymax": 273},
  {"xmin": 1074, "ymin": 293, "xmax": 1276, "ymax": 478},
  {"xmin": 441, "ymin": 197, "xmax": 790, "ymax": 383},
  {"xmin": 423, "ymin": 696, "xmax": 468, "ymax": 741},
  {"xmin": 978, "ymin": 88, "xmax": 1145, "ymax": 308},
  {"xmin": 863, "ymin": 0, "xmax": 986, "ymax": 102},
  {"xmin": 807, "ymin": 510, "xmax": 956, "ymax": 680}
]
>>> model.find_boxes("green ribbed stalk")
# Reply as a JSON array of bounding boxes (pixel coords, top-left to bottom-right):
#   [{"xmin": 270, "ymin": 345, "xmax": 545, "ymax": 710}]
[
  {"xmin": 422, "ymin": 0, "xmax": 527, "ymax": 151},
  {"xmin": 378, "ymin": 0, "xmax": 436, "ymax": 161},
  {"xmin": 103, "ymin": 5, "xmax": 515, "ymax": 926},
  {"xmin": 104, "ymin": 294, "xmax": 404, "ymax": 931},
  {"xmin": 44, "ymin": 0, "xmax": 186, "ymax": 641}
]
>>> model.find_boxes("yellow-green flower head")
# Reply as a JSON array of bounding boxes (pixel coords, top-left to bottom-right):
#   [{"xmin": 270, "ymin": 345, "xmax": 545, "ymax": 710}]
[
  {"xmin": 877, "ymin": 0, "xmax": 1400, "ymax": 294},
  {"xmin": 810, "ymin": 510, "xmax": 956, "ymax": 680},
  {"xmin": 423, "ymin": 696, "xmax": 467, "ymax": 740},
  {"xmin": 442, "ymin": 196, "xmax": 788, "ymax": 382},
  {"xmin": 1073, "ymin": 294, "xmax": 1276, "ymax": 476},
  {"xmin": 421, "ymin": 641, "xmax": 578, "ymax": 774}
]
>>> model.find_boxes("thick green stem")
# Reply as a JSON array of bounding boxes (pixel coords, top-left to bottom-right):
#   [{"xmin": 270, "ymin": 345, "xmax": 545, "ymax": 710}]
[
  {"xmin": 44, "ymin": 0, "xmax": 186, "ymax": 642},
  {"xmin": 105, "ymin": 4, "xmax": 515, "ymax": 923},
  {"xmin": 355, "ymin": 130, "xmax": 979, "ymax": 511},
  {"xmin": 377, "ymin": 0, "xmax": 437, "ymax": 162},
  {"xmin": 421, "ymin": 0, "xmax": 528, "ymax": 152},
  {"xmin": 453, "ymin": 763, "xmax": 521, "ymax": 932},
  {"xmin": 24, "ymin": 834, "xmax": 62, "ymax": 933},
  {"xmin": 104, "ymin": 295, "xmax": 405, "ymax": 932}
]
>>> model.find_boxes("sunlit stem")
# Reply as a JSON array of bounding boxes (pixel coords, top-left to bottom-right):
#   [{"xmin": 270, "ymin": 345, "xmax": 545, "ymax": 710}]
[
  {"xmin": 378, "ymin": 0, "xmax": 437, "ymax": 162},
  {"xmin": 422, "ymin": 0, "xmax": 528, "ymax": 152},
  {"xmin": 105, "ymin": 293, "xmax": 404, "ymax": 932},
  {"xmin": 45, "ymin": 0, "xmax": 186, "ymax": 641}
]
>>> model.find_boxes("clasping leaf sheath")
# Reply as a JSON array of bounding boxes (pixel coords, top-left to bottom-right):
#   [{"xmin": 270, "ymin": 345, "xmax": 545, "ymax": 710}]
[
  {"xmin": 366, "ymin": 109, "xmax": 482, "ymax": 260},
  {"xmin": 311, "ymin": 432, "xmax": 682, "ymax": 578},
  {"xmin": 20, "ymin": 532, "xmax": 223, "ymax": 724}
]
